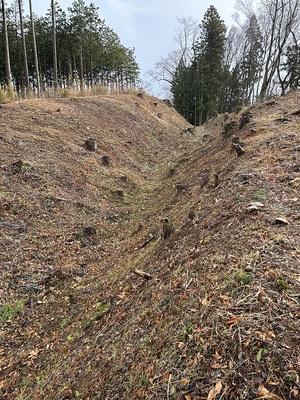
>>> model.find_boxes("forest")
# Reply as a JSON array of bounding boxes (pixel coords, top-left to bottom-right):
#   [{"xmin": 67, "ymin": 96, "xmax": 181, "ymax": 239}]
[
  {"xmin": 150, "ymin": 0, "xmax": 300, "ymax": 125},
  {"xmin": 0, "ymin": 0, "xmax": 140, "ymax": 98}
]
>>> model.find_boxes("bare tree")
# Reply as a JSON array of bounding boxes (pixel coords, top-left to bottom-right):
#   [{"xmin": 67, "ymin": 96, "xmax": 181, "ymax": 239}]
[
  {"xmin": 278, "ymin": 29, "xmax": 300, "ymax": 94},
  {"xmin": 148, "ymin": 49, "xmax": 183, "ymax": 86},
  {"xmin": 147, "ymin": 16, "xmax": 199, "ymax": 96},
  {"xmin": 258, "ymin": 0, "xmax": 300, "ymax": 99},
  {"xmin": 233, "ymin": 0, "xmax": 255, "ymax": 23},
  {"xmin": 174, "ymin": 16, "xmax": 200, "ymax": 65}
]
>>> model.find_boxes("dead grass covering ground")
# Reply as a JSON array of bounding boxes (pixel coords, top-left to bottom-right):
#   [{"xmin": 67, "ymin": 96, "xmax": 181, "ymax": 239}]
[{"xmin": 0, "ymin": 92, "xmax": 299, "ymax": 399}]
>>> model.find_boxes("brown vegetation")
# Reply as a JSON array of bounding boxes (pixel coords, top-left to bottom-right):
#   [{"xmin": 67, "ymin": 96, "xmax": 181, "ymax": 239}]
[{"xmin": 0, "ymin": 91, "xmax": 299, "ymax": 399}]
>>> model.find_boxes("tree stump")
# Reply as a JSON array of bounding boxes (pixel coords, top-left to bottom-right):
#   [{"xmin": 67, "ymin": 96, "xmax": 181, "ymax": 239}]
[
  {"xmin": 102, "ymin": 155, "xmax": 110, "ymax": 166},
  {"xmin": 120, "ymin": 175, "xmax": 128, "ymax": 182},
  {"xmin": 161, "ymin": 217, "xmax": 173, "ymax": 241},
  {"xmin": 200, "ymin": 173, "xmax": 210, "ymax": 188},
  {"xmin": 83, "ymin": 226, "xmax": 97, "ymax": 237},
  {"xmin": 232, "ymin": 143, "xmax": 245, "ymax": 157},
  {"xmin": 163, "ymin": 99, "xmax": 173, "ymax": 107},
  {"xmin": 10, "ymin": 160, "xmax": 24, "ymax": 174},
  {"xmin": 222, "ymin": 120, "xmax": 239, "ymax": 139},
  {"xmin": 187, "ymin": 127, "xmax": 196, "ymax": 134},
  {"xmin": 239, "ymin": 111, "xmax": 251, "ymax": 129},
  {"xmin": 213, "ymin": 173, "xmax": 219, "ymax": 187},
  {"xmin": 85, "ymin": 138, "xmax": 97, "ymax": 152},
  {"xmin": 176, "ymin": 183, "xmax": 186, "ymax": 192},
  {"xmin": 116, "ymin": 190, "xmax": 124, "ymax": 198}
]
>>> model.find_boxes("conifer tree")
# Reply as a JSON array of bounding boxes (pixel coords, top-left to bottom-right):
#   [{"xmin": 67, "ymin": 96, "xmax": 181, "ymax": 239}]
[
  {"xmin": 193, "ymin": 6, "xmax": 226, "ymax": 124},
  {"xmin": 172, "ymin": 6, "xmax": 226, "ymax": 125},
  {"xmin": 0, "ymin": 0, "xmax": 139, "ymax": 96}
]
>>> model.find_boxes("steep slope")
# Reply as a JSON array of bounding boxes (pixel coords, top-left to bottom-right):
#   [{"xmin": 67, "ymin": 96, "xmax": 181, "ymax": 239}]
[{"xmin": 0, "ymin": 92, "xmax": 299, "ymax": 399}]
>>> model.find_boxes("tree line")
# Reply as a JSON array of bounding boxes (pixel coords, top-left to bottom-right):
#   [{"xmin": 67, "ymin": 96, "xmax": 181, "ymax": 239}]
[
  {"xmin": 150, "ymin": 0, "xmax": 300, "ymax": 125},
  {"xmin": 0, "ymin": 0, "xmax": 140, "ymax": 97}
]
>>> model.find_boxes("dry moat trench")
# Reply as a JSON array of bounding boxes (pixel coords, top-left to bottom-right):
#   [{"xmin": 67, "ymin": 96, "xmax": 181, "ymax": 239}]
[{"xmin": 0, "ymin": 92, "xmax": 300, "ymax": 399}]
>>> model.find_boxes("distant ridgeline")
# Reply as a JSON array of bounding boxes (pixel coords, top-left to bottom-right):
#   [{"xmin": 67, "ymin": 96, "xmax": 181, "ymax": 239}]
[{"xmin": 0, "ymin": 0, "xmax": 140, "ymax": 97}]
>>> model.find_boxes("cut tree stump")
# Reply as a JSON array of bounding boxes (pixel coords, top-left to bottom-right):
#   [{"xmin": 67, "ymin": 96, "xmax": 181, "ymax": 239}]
[
  {"xmin": 85, "ymin": 138, "xmax": 97, "ymax": 152},
  {"xmin": 102, "ymin": 155, "xmax": 110, "ymax": 166},
  {"xmin": 232, "ymin": 143, "xmax": 245, "ymax": 157}
]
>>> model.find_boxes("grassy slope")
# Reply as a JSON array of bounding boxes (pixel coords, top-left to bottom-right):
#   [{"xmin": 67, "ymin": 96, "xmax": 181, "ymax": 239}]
[{"xmin": 0, "ymin": 92, "xmax": 299, "ymax": 399}]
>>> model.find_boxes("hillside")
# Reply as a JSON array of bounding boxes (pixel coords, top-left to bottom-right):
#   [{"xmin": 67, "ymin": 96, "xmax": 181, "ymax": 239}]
[{"xmin": 0, "ymin": 92, "xmax": 299, "ymax": 400}]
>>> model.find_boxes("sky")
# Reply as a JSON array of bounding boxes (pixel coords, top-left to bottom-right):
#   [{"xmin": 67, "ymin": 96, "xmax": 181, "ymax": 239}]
[{"xmin": 27, "ymin": 0, "xmax": 237, "ymax": 96}]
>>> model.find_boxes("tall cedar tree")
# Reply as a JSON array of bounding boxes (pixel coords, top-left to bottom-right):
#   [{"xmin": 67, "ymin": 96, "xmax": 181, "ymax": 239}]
[
  {"xmin": 193, "ymin": 6, "xmax": 226, "ymax": 124},
  {"xmin": 172, "ymin": 6, "xmax": 226, "ymax": 125}
]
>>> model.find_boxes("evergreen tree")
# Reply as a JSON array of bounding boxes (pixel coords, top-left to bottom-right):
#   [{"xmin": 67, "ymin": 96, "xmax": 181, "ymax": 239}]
[
  {"xmin": 172, "ymin": 6, "xmax": 227, "ymax": 125},
  {"xmin": 171, "ymin": 59, "xmax": 194, "ymax": 123},
  {"xmin": 280, "ymin": 44, "xmax": 300, "ymax": 92},
  {"xmin": 196, "ymin": 6, "xmax": 226, "ymax": 123},
  {"xmin": 222, "ymin": 63, "xmax": 242, "ymax": 112},
  {"xmin": 0, "ymin": 0, "xmax": 139, "ymax": 97}
]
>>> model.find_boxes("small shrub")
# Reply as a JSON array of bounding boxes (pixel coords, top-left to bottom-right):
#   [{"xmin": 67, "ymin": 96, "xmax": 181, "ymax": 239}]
[
  {"xmin": 234, "ymin": 269, "xmax": 253, "ymax": 286},
  {"xmin": 0, "ymin": 83, "xmax": 17, "ymax": 103},
  {"xmin": 252, "ymin": 188, "xmax": 267, "ymax": 201},
  {"xmin": 95, "ymin": 301, "xmax": 110, "ymax": 314},
  {"xmin": 91, "ymin": 302, "xmax": 111, "ymax": 322},
  {"xmin": 276, "ymin": 278, "xmax": 290, "ymax": 291},
  {"xmin": 182, "ymin": 319, "xmax": 194, "ymax": 339},
  {"xmin": 271, "ymin": 235, "xmax": 289, "ymax": 245},
  {"xmin": 0, "ymin": 300, "xmax": 25, "ymax": 321},
  {"xmin": 138, "ymin": 376, "xmax": 150, "ymax": 387}
]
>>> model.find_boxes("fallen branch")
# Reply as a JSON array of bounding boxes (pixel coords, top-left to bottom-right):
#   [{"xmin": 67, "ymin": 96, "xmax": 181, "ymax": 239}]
[
  {"xmin": 133, "ymin": 269, "xmax": 153, "ymax": 280},
  {"xmin": 137, "ymin": 233, "xmax": 154, "ymax": 249}
]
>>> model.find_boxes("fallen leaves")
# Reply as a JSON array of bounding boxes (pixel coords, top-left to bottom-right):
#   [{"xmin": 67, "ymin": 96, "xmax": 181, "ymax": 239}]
[
  {"xmin": 255, "ymin": 329, "xmax": 276, "ymax": 342},
  {"xmin": 257, "ymin": 383, "xmax": 283, "ymax": 399},
  {"xmin": 207, "ymin": 381, "xmax": 223, "ymax": 400},
  {"xmin": 226, "ymin": 315, "xmax": 243, "ymax": 326},
  {"xmin": 219, "ymin": 294, "xmax": 230, "ymax": 304}
]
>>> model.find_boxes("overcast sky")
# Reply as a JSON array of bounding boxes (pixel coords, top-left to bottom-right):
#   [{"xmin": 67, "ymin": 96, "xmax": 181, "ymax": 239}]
[{"xmin": 28, "ymin": 0, "xmax": 237, "ymax": 96}]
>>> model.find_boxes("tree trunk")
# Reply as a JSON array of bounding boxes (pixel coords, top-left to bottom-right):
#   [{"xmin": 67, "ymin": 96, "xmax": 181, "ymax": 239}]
[
  {"xmin": 1, "ymin": 0, "xmax": 12, "ymax": 86},
  {"xmin": 51, "ymin": 0, "xmax": 58, "ymax": 90},
  {"xmin": 80, "ymin": 43, "xmax": 84, "ymax": 91},
  {"xmin": 29, "ymin": 0, "xmax": 40, "ymax": 95},
  {"xmin": 18, "ymin": 0, "xmax": 30, "ymax": 94}
]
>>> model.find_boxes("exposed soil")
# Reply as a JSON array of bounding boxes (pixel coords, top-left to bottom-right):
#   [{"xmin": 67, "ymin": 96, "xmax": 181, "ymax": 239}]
[{"xmin": 0, "ymin": 91, "xmax": 299, "ymax": 399}]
